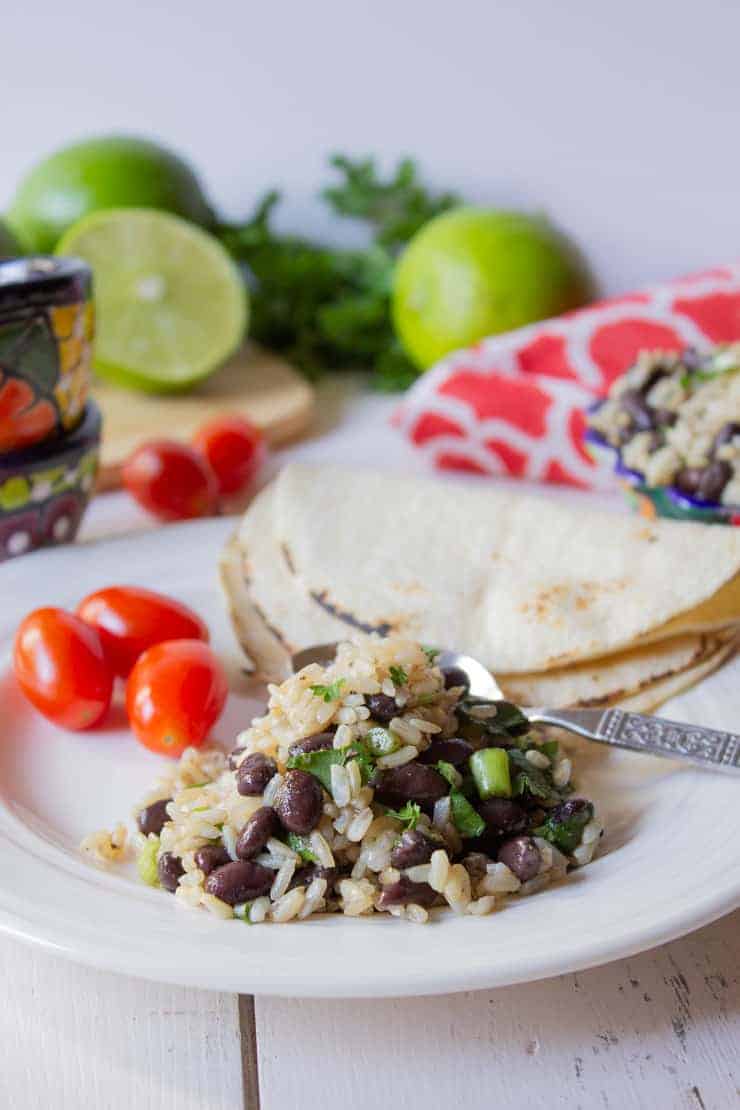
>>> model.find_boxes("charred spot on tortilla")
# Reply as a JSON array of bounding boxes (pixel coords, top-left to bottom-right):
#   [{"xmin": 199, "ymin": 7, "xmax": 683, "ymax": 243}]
[
  {"xmin": 281, "ymin": 542, "xmax": 296, "ymax": 575},
  {"xmin": 309, "ymin": 589, "xmax": 395, "ymax": 636},
  {"xmin": 521, "ymin": 579, "xmax": 631, "ymax": 621},
  {"xmin": 251, "ymin": 598, "xmax": 294, "ymax": 653},
  {"xmin": 389, "ymin": 579, "xmax": 428, "ymax": 596}
]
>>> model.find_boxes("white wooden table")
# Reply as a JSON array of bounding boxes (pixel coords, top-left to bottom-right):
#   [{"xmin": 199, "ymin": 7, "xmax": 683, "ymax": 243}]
[{"xmin": 2, "ymin": 380, "xmax": 738, "ymax": 1110}]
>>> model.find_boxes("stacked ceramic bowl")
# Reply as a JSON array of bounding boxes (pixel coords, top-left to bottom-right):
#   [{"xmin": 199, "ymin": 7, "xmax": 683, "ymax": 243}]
[{"xmin": 0, "ymin": 257, "xmax": 101, "ymax": 560}]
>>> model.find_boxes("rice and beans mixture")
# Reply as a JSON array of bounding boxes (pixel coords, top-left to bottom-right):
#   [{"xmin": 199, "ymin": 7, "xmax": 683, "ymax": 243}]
[
  {"xmin": 588, "ymin": 345, "xmax": 740, "ymax": 505},
  {"xmin": 83, "ymin": 638, "xmax": 602, "ymax": 924}
]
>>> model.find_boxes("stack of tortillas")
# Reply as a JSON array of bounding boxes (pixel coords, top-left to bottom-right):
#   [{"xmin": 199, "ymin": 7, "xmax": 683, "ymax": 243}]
[{"xmin": 221, "ymin": 465, "xmax": 740, "ymax": 710}]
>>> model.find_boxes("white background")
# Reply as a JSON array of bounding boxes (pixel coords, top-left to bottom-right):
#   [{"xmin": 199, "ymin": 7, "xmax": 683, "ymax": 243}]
[{"xmin": 3, "ymin": 0, "xmax": 739, "ymax": 295}]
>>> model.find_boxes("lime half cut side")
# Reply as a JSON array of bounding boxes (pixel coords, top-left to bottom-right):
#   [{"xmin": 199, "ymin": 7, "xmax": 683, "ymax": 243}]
[{"xmin": 57, "ymin": 208, "xmax": 248, "ymax": 392}]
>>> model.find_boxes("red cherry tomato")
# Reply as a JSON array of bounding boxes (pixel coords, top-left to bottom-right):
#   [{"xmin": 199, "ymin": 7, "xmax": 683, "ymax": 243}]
[
  {"xmin": 126, "ymin": 639, "xmax": 228, "ymax": 757},
  {"xmin": 122, "ymin": 440, "xmax": 219, "ymax": 521},
  {"xmin": 77, "ymin": 586, "xmax": 209, "ymax": 677},
  {"xmin": 192, "ymin": 415, "xmax": 265, "ymax": 496},
  {"xmin": 14, "ymin": 608, "xmax": 113, "ymax": 730}
]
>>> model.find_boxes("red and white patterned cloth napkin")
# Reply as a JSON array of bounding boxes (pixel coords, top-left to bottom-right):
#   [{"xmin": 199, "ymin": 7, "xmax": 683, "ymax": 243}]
[{"xmin": 395, "ymin": 264, "xmax": 740, "ymax": 489}]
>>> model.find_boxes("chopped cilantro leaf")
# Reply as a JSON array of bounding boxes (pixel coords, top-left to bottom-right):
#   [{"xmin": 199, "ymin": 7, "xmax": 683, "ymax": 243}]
[
  {"xmin": 286, "ymin": 747, "xmax": 344, "ymax": 791},
  {"xmin": 287, "ymin": 736, "xmax": 376, "ymax": 790},
  {"xmin": 309, "ymin": 678, "xmax": 346, "ymax": 703},
  {"xmin": 347, "ymin": 738, "xmax": 376, "ymax": 784},
  {"xmin": 384, "ymin": 801, "xmax": 422, "ymax": 830},
  {"xmin": 286, "ymin": 833, "xmax": 318, "ymax": 863},
  {"xmin": 535, "ymin": 802, "xmax": 594, "ymax": 855},
  {"xmin": 389, "ymin": 665, "xmax": 408, "ymax": 687},
  {"xmin": 422, "ymin": 646, "xmax": 440, "ymax": 664},
  {"xmin": 508, "ymin": 749, "xmax": 561, "ymax": 802}
]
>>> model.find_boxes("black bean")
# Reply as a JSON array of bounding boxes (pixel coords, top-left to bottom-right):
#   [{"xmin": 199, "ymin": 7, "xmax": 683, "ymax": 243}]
[
  {"xmin": 228, "ymin": 746, "xmax": 245, "ymax": 770},
  {"xmin": 419, "ymin": 737, "xmax": 473, "ymax": 766},
  {"xmin": 204, "ymin": 860, "xmax": 273, "ymax": 905},
  {"xmin": 365, "ymin": 693, "xmax": 398, "ymax": 723},
  {"xmin": 548, "ymin": 798, "xmax": 592, "ymax": 824},
  {"xmin": 236, "ymin": 753, "xmax": 277, "ymax": 796},
  {"xmin": 653, "ymin": 408, "xmax": 677, "ymax": 428},
  {"xmin": 697, "ymin": 460, "xmax": 732, "ymax": 503},
  {"xmin": 674, "ymin": 466, "xmax": 704, "ymax": 496},
  {"xmin": 376, "ymin": 876, "xmax": 437, "ymax": 909},
  {"xmin": 468, "ymin": 828, "xmax": 503, "ymax": 858},
  {"xmin": 194, "ymin": 845, "xmax": 230, "ymax": 876},
  {"xmin": 639, "ymin": 364, "xmax": 670, "ymax": 394},
  {"xmin": 441, "ymin": 666, "xmax": 470, "ymax": 691},
  {"xmin": 478, "ymin": 797, "xmax": 528, "ymax": 835},
  {"xmin": 713, "ymin": 422, "xmax": 740, "ymax": 451},
  {"xmin": 274, "ymin": 770, "xmax": 324, "ymax": 834},
  {"xmin": 619, "ymin": 389, "xmax": 655, "ymax": 431},
  {"xmin": 236, "ymin": 807, "xmax": 278, "ymax": 859},
  {"xmin": 390, "ymin": 829, "xmax": 436, "ymax": 869},
  {"xmin": 157, "ymin": 852, "xmax": 184, "ymax": 893},
  {"xmin": 136, "ymin": 798, "xmax": 171, "ymax": 837},
  {"xmin": 288, "ymin": 864, "xmax": 337, "ymax": 892},
  {"xmin": 497, "ymin": 836, "xmax": 541, "ymax": 882},
  {"xmin": 288, "ymin": 731, "xmax": 335, "ymax": 758},
  {"xmin": 373, "ymin": 764, "xmax": 449, "ymax": 812},
  {"xmin": 461, "ymin": 852, "xmax": 489, "ymax": 880}
]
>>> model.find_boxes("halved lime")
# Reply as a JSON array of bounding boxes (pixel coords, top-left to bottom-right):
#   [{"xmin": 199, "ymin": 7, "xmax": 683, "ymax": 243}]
[{"xmin": 57, "ymin": 208, "xmax": 248, "ymax": 392}]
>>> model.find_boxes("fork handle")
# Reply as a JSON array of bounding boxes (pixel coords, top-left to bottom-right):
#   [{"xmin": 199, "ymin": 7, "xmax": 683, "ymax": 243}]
[{"xmin": 531, "ymin": 707, "xmax": 740, "ymax": 774}]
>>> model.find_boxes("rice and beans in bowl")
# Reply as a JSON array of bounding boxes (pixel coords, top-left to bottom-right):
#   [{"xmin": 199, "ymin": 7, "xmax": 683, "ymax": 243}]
[
  {"xmin": 83, "ymin": 637, "xmax": 601, "ymax": 924},
  {"xmin": 588, "ymin": 344, "xmax": 740, "ymax": 506}
]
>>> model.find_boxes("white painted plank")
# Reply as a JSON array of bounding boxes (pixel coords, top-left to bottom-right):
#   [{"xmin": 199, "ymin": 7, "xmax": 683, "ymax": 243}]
[
  {"xmin": 256, "ymin": 909, "xmax": 740, "ymax": 1110},
  {"xmin": 0, "ymin": 939, "xmax": 243, "ymax": 1110}
]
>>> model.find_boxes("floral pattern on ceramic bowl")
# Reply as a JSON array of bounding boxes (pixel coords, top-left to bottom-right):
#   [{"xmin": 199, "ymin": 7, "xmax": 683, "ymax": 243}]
[
  {"xmin": 0, "ymin": 401, "xmax": 101, "ymax": 560},
  {"xmin": 0, "ymin": 257, "xmax": 93, "ymax": 453}
]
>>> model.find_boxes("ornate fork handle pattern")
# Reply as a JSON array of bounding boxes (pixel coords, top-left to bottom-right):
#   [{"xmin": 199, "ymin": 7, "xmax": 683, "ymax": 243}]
[
  {"xmin": 532, "ymin": 707, "xmax": 740, "ymax": 774},
  {"xmin": 598, "ymin": 709, "xmax": 740, "ymax": 770}
]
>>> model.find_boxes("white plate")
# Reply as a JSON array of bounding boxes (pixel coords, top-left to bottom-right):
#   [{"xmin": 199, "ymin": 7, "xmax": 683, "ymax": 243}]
[{"xmin": 0, "ymin": 519, "xmax": 738, "ymax": 998}]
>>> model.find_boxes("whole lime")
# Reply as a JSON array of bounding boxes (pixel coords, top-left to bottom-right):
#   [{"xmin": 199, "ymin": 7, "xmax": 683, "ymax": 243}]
[
  {"xmin": 7, "ymin": 135, "xmax": 213, "ymax": 253},
  {"xmin": 392, "ymin": 207, "xmax": 594, "ymax": 369},
  {"xmin": 0, "ymin": 220, "xmax": 21, "ymax": 258}
]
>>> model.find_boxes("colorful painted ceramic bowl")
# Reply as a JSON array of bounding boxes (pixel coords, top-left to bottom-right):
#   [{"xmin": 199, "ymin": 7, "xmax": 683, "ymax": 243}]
[
  {"xmin": 0, "ymin": 400, "xmax": 101, "ymax": 561},
  {"xmin": 584, "ymin": 417, "xmax": 740, "ymax": 526},
  {"xmin": 0, "ymin": 256, "xmax": 94, "ymax": 453}
]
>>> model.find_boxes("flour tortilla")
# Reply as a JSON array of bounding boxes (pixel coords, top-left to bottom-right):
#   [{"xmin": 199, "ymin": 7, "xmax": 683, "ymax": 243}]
[
  {"xmin": 604, "ymin": 635, "xmax": 738, "ymax": 714},
  {"xmin": 498, "ymin": 631, "xmax": 737, "ymax": 708},
  {"xmin": 221, "ymin": 464, "xmax": 740, "ymax": 705}
]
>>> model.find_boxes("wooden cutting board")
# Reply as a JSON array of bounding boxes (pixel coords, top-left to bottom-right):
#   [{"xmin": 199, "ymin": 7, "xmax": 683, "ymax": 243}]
[{"xmin": 94, "ymin": 343, "xmax": 315, "ymax": 491}]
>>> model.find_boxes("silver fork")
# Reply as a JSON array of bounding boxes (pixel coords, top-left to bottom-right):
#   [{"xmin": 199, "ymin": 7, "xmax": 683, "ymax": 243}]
[{"xmin": 291, "ymin": 644, "xmax": 740, "ymax": 775}]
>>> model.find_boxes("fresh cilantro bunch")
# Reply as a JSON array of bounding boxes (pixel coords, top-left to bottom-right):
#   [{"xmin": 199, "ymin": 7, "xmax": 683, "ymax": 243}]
[{"xmin": 216, "ymin": 155, "xmax": 459, "ymax": 390}]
